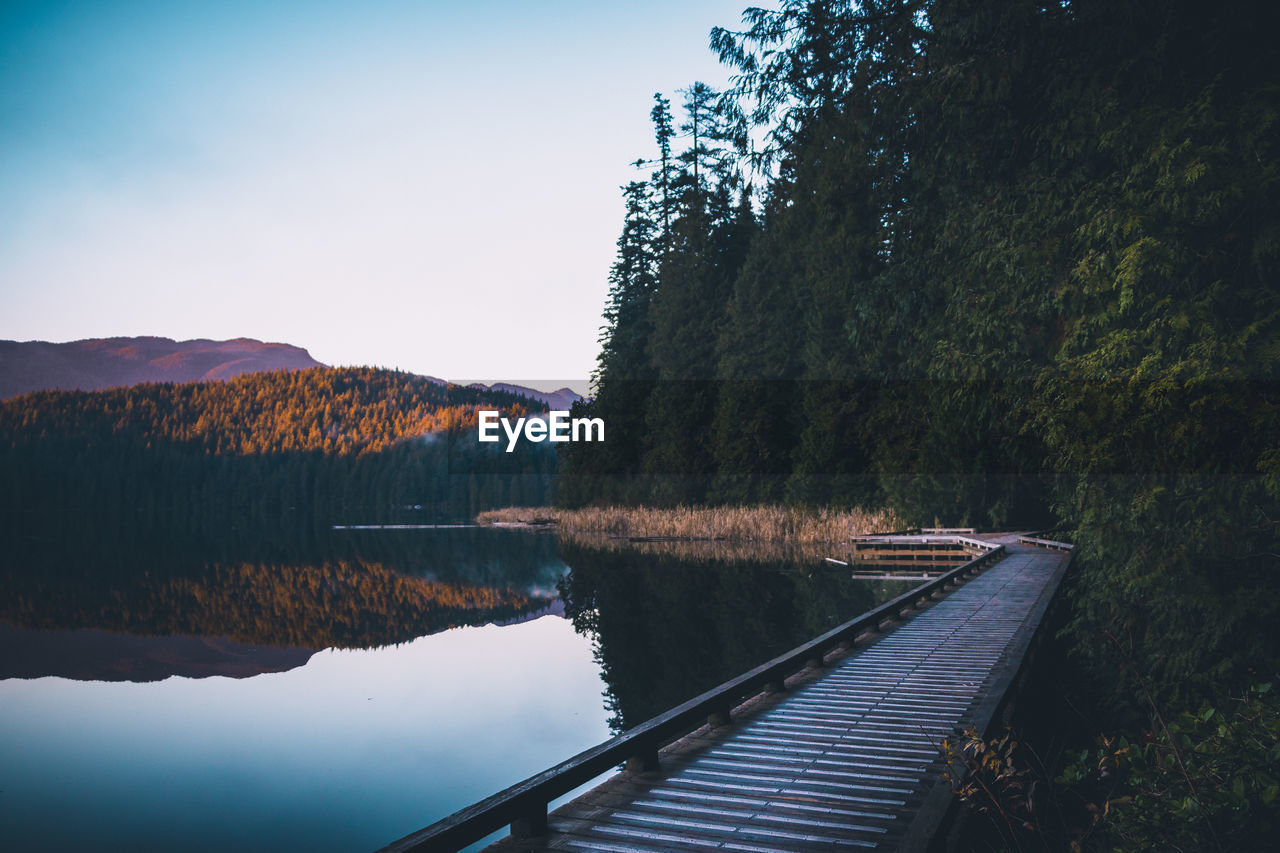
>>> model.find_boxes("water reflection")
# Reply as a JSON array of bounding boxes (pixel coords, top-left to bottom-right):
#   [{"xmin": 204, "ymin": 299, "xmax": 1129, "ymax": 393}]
[
  {"xmin": 2, "ymin": 615, "xmax": 609, "ymax": 853},
  {"xmin": 557, "ymin": 540, "xmax": 914, "ymax": 731},
  {"xmin": 0, "ymin": 518, "xmax": 920, "ymax": 852},
  {"xmin": 0, "ymin": 520, "xmax": 566, "ymax": 681},
  {"xmin": 0, "ymin": 518, "xmax": 607, "ymax": 853},
  {"xmin": 0, "ymin": 623, "xmax": 316, "ymax": 681}
]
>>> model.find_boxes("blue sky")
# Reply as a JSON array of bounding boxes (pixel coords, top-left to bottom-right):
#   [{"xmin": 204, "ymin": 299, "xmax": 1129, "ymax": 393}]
[{"xmin": 0, "ymin": 0, "xmax": 760, "ymax": 389}]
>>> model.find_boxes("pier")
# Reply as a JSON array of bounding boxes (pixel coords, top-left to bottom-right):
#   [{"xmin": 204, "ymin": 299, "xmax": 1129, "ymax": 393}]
[{"xmin": 380, "ymin": 533, "xmax": 1072, "ymax": 852}]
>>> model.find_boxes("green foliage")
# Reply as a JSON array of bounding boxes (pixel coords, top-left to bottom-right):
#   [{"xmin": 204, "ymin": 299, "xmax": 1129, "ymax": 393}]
[
  {"xmin": 944, "ymin": 684, "xmax": 1280, "ymax": 851},
  {"xmin": 946, "ymin": 727, "xmax": 1043, "ymax": 851},
  {"xmin": 568, "ymin": 0, "xmax": 1280, "ymax": 692},
  {"xmin": 0, "ymin": 366, "xmax": 538, "ymax": 456},
  {"xmin": 1059, "ymin": 684, "xmax": 1280, "ymax": 851},
  {"xmin": 566, "ymin": 0, "xmax": 1280, "ymax": 837}
]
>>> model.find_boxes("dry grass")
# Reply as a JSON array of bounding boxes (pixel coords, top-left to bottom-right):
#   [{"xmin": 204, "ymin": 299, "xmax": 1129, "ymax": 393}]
[
  {"xmin": 549, "ymin": 531, "xmax": 822, "ymax": 563},
  {"xmin": 475, "ymin": 504, "xmax": 901, "ymax": 544}
]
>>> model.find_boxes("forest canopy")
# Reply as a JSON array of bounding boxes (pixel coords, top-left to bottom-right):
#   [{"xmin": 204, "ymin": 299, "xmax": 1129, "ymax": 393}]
[
  {"xmin": 558, "ymin": 1, "xmax": 1279, "ymax": 844},
  {"xmin": 0, "ymin": 367, "xmax": 558, "ymax": 524}
]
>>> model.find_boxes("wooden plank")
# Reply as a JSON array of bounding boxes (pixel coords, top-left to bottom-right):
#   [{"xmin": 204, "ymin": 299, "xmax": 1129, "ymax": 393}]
[
  {"xmin": 850, "ymin": 550, "xmax": 967, "ymax": 559},
  {"xmin": 897, "ymin": 540, "xmax": 1073, "ymax": 851},
  {"xmin": 849, "ymin": 555, "xmax": 967, "ymax": 560},
  {"xmin": 860, "ymin": 543, "xmax": 967, "ymax": 548}
]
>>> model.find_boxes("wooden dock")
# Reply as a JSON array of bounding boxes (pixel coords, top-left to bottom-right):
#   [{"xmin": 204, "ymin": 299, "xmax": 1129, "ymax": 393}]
[{"xmin": 381, "ymin": 534, "xmax": 1072, "ymax": 853}]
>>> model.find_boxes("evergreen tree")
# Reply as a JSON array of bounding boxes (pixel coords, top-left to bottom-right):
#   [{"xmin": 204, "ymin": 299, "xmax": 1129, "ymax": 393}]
[
  {"xmin": 563, "ymin": 0, "xmax": 1280, "ymax": 843},
  {"xmin": 640, "ymin": 84, "xmax": 755, "ymax": 503},
  {"xmin": 649, "ymin": 94, "xmax": 677, "ymax": 258},
  {"xmin": 559, "ymin": 180, "xmax": 659, "ymax": 504}
]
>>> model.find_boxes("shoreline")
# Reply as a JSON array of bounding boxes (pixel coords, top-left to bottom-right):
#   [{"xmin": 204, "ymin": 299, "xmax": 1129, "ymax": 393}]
[{"xmin": 475, "ymin": 504, "xmax": 902, "ymax": 546}]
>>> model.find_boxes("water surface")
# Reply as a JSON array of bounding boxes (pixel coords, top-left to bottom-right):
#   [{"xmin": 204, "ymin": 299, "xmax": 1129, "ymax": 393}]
[{"xmin": 0, "ymin": 521, "xmax": 916, "ymax": 851}]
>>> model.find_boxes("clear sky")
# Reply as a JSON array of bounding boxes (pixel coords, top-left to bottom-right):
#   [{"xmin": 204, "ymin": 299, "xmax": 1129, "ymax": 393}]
[{"xmin": 0, "ymin": 0, "xmax": 760, "ymax": 390}]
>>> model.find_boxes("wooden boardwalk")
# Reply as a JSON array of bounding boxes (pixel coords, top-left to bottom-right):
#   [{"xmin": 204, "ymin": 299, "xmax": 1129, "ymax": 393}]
[{"xmin": 481, "ymin": 535, "xmax": 1070, "ymax": 853}]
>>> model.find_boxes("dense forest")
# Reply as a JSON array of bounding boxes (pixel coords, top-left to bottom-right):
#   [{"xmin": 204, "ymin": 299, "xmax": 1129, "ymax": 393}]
[
  {"xmin": 561, "ymin": 0, "xmax": 1278, "ymax": 847},
  {"xmin": 0, "ymin": 367, "xmax": 558, "ymax": 523}
]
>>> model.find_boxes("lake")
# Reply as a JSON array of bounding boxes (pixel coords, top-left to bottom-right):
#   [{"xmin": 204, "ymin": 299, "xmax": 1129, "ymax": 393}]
[{"xmin": 0, "ymin": 521, "xmax": 916, "ymax": 851}]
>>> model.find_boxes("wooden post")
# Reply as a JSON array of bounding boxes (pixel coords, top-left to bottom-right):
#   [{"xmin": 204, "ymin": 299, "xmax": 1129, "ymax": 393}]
[
  {"xmin": 626, "ymin": 745, "xmax": 659, "ymax": 773},
  {"xmin": 511, "ymin": 803, "xmax": 547, "ymax": 838}
]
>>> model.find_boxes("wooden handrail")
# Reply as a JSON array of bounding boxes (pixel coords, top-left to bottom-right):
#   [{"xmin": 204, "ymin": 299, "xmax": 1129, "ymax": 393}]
[
  {"xmin": 1017, "ymin": 534, "xmax": 1074, "ymax": 551},
  {"xmin": 377, "ymin": 538, "xmax": 1006, "ymax": 853}
]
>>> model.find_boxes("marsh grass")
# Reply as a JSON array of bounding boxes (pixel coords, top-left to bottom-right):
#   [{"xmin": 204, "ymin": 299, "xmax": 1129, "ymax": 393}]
[
  {"xmin": 548, "ymin": 531, "xmax": 820, "ymax": 563},
  {"xmin": 475, "ymin": 504, "xmax": 901, "ymax": 544}
]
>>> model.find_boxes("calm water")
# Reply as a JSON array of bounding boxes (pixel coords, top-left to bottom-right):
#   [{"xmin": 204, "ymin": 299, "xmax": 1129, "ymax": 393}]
[{"xmin": 0, "ymin": 521, "xmax": 913, "ymax": 851}]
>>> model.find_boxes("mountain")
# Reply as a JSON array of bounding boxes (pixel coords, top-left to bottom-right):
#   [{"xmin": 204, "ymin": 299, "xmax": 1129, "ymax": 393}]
[
  {"xmin": 0, "ymin": 336, "xmax": 325, "ymax": 400},
  {"xmin": 472, "ymin": 382, "xmax": 583, "ymax": 410},
  {"xmin": 1, "ymin": 336, "xmax": 584, "ymax": 411}
]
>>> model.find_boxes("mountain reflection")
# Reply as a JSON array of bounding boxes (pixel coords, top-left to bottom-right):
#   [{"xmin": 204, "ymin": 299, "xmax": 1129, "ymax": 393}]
[
  {"xmin": 0, "ymin": 518, "xmax": 567, "ymax": 682},
  {"xmin": 0, "ymin": 624, "xmax": 317, "ymax": 681},
  {"xmin": 3, "ymin": 513, "xmax": 921, "ymax": 704}
]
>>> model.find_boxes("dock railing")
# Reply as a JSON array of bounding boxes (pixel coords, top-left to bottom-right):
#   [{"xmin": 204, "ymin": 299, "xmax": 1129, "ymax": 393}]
[
  {"xmin": 378, "ymin": 537, "xmax": 1007, "ymax": 853},
  {"xmin": 1017, "ymin": 533, "xmax": 1074, "ymax": 552}
]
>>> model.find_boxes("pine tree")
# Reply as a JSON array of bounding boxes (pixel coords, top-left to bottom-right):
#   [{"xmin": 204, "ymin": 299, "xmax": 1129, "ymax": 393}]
[
  {"xmin": 559, "ymin": 180, "xmax": 660, "ymax": 503},
  {"xmin": 649, "ymin": 94, "xmax": 677, "ymax": 258}
]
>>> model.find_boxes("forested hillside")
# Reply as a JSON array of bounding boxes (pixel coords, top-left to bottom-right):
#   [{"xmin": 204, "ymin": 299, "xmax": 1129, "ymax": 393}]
[
  {"xmin": 562, "ymin": 0, "xmax": 1278, "ymax": 846},
  {"xmin": 0, "ymin": 367, "xmax": 557, "ymax": 523},
  {"xmin": 1, "ymin": 366, "xmax": 519, "ymax": 455}
]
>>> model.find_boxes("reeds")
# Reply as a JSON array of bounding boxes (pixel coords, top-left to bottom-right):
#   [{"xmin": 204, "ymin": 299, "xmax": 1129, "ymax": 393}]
[
  {"xmin": 475, "ymin": 504, "xmax": 901, "ymax": 544},
  {"xmin": 549, "ymin": 531, "xmax": 821, "ymax": 564}
]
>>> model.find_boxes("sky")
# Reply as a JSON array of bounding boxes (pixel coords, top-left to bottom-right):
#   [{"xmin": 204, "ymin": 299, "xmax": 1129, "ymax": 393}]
[{"xmin": 0, "ymin": 0, "xmax": 762, "ymax": 392}]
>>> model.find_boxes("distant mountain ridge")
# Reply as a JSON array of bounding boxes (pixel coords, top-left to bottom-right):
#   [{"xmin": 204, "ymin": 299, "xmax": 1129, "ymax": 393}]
[
  {"xmin": 471, "ymin": 382, "xmax": 582, "ymax": 410},
  {"xmin": 0, "ymin": 336, "xmax": 584, "ymax": 408},
  {"xmin": 0, "ymin": 336, "xmax": 325, "ymax": 399}
]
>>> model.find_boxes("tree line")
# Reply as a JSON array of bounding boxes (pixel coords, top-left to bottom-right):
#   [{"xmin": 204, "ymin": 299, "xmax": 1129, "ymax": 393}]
[{"xmin": 0, "ymin": 366, "xmax": 558, "ymax": 523}]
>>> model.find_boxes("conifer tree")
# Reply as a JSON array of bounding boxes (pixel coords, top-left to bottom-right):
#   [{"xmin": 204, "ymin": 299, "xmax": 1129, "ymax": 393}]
[
  {"xmin": 640, "ymin": 84, "xmax": 752, "ymax": 503},
  {"xmin": 649, "ymin": 94, "xmax": 677, "ymax": 258},
  {"xmin": 559, "ymin": 180, "xmax": 659, "ymax": 503}
]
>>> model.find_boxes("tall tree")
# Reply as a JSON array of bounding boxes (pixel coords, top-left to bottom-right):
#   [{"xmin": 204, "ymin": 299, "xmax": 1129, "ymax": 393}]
[
  {"xmin": 675, "ymin": 81, "xmax": 727, "ymax": 201},
  {"xmin": 640, "ymin": 84, "xmax": 755, "ymax": 503},
  {"xmin": 649, "ymin": 93, "xmax": 677, "ymax": 257},
  {"xmin": 558, "ymin": 181, "xmax": 660, "ymax": 504}
]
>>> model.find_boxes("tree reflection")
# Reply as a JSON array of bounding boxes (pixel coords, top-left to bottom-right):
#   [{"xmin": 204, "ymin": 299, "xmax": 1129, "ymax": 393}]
[
  {"xmin": 0, "ymin": 517, "xmax": 567, "ymax": 680},
  {"xmin": 557, "ymin": 541, "xmax": 906, "ymax": 731}
]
